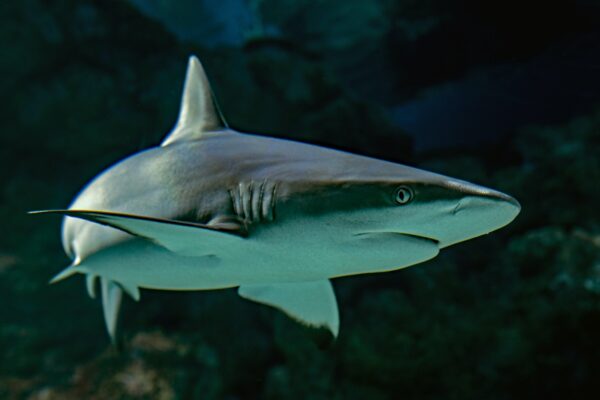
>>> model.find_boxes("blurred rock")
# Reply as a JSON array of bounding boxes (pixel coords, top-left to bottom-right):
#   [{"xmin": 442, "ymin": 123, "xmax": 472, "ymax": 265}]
[{"xmin": 0, "ymin": 253, "xmax": 19, "ymax": 273}]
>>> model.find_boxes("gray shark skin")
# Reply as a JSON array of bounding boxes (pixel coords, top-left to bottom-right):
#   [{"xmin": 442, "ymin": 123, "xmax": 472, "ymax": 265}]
[{"xmin": 32, "ymin": 56, "xmax": 520, "ymax": 341}]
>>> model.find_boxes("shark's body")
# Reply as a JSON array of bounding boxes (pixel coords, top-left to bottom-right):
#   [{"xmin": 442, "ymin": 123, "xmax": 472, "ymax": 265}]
[{"xmin": 33, "ymin": 57, "xmax": 520, "ymax": 340}]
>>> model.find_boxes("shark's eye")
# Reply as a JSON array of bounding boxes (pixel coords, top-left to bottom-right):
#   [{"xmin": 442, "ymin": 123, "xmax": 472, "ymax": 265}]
[{"xmin": 394, "ymin": 186, "xmax": 413, "ymax": 205}]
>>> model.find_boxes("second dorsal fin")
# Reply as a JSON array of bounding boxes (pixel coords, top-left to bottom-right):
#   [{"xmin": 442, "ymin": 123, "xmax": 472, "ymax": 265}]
[{"xmin": 161, "ymin": 56, "xmax": 227, "ymax": 146}]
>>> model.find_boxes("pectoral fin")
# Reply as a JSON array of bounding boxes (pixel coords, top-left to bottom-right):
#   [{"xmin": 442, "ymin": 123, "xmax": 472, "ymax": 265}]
[
  {"xmin": 30, "ymin": 210, "xmax": 244, "ymax": 256},
  {"xmin": 238, "ymin": 280, "xmax": 340, "ymax": 337}
]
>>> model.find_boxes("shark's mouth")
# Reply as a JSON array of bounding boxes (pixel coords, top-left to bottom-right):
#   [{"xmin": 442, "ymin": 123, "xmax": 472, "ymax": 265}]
[
  {"xmin": 354, "ymin": 232, "xmax": 440, "ymax": 246},
  {"xmin": 397, "ymin": 232, "xmax": 440, "ymax": 246}
]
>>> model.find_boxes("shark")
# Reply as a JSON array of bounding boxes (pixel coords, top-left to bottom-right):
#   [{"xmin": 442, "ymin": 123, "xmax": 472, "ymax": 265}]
[{"xmin": 32, "ymin": 56, "xmax": 521, "ymax": 342}]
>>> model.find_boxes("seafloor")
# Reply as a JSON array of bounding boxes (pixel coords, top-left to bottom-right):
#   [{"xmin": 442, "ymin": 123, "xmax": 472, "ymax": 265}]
[{"xmin": 1, "ymin": 1, "xmax": 599, "ymax": 399}]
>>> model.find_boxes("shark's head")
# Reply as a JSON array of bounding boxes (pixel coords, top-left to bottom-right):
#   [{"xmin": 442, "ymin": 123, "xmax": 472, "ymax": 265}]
[{"xmin": 273, "ymin": 151, "xmax": 521, "ymax": 250}]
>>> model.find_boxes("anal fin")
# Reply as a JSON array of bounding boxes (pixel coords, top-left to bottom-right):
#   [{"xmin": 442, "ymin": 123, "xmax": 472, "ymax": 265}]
[
  {"xmin": 119, "ymin": 281, "xmax": 140, "ymax": 301},
  {"xmin": 101, "ymin": 277, "xmax": 123, "ymax": 344},
  {"xmin": 238, "ymin": 280, "xmax": 339, "ymax": 337},
  {"xmin": 86, "ymin": 274, "xmax": 98, "ymax": 298}
]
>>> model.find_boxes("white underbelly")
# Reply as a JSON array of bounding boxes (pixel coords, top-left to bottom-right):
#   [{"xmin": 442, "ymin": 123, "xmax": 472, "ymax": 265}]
[{"xmin": 76, "ymin": 228, "xmax": 440, "ymax": 290}]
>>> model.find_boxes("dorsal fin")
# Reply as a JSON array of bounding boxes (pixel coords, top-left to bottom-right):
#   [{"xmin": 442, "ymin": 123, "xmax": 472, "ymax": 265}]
[{"xmin": 161, "ymin": 56, "xmax": 227, "ymax": 146}]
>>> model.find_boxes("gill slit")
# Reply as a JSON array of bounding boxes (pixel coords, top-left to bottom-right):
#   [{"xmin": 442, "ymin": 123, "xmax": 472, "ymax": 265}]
[
  {"xmin": 229, "ymin": 180, "xmax": 277, "ymax": 223},
  {"xmin": 269, "ymin": 181, "xmax": 277, "ymax": 221}
]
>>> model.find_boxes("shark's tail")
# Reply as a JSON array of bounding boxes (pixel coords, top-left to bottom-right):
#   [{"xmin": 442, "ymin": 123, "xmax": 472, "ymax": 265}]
[
  {"xmin": 49, "ymin": 264, "xmax": 80, "ymax": 284},
  {"xmin": 50, "ymin": 265, "xmax": 140, "ymax": 344}
]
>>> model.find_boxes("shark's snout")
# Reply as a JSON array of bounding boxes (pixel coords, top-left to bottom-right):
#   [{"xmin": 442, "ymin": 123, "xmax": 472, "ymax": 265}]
[
  {"xmin": 410, "ymin": 177, "xmax": 521, "ymax": 249},
  {"xmin": 453, "ymin": 191, "xmax": 520, "ymax": 217},
  {"xmin": 445, "ymin": 178, "xmax": 520, "ymax": 207},
  {"xmin": 439, "ymin": 191, "xmax": 520, "ymax": 248}
]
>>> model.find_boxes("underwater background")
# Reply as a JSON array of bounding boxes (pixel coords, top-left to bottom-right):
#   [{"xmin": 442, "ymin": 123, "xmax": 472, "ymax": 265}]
[{"xmin": 1, "ymin": 0, "xmax": 599, "ymax": 398}]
